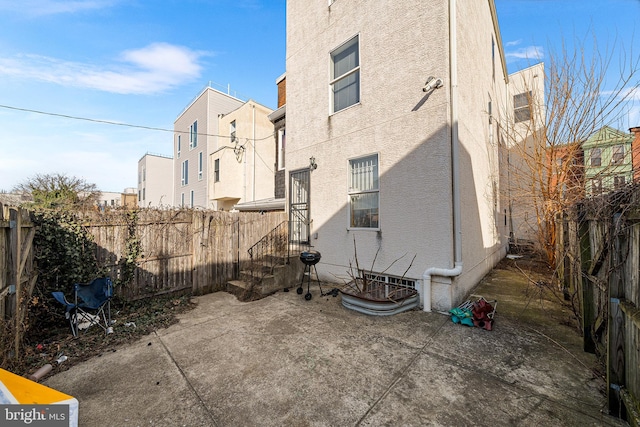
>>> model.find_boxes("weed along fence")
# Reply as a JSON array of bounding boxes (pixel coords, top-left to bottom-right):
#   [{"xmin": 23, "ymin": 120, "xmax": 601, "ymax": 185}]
[
  {"xmin": 558, "ymin": 188, "xmax": 640, "ymax": 423},
  {"xmin": 0, "ymin": 204, "xmax": 36, "ymax": 359},
  {"xmin": 84, "ymin": 209, "xmax": 287, "ymax": 299}
]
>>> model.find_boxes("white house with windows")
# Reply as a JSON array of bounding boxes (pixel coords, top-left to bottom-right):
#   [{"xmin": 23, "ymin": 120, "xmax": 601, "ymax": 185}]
[
  {"xmin": 174, "ymin": 85, "xmax": 245, "ymax": 208},
  {"xmin": 137, "ymin": 153, "xmax": 173, "ymax": 207},
  {"xmin": 209, "ymin": 100, "xmax": 275, "ymax": 211},
  {"xmin": 285, "ymin": 0, "xmax": 540, "ymax": 311}
]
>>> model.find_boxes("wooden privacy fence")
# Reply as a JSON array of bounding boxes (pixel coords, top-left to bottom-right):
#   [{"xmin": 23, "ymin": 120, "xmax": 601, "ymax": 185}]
[
  {"xmin": 0, "ymin": 204, "xmax": 36, "ymax": 359},
  {"xmin": 85, "ymin": 209, "xmax": 287, "ymax": 299},
  {"xmin": 559, "ymin": 193, "xmax": 640, "ymax": 423}
]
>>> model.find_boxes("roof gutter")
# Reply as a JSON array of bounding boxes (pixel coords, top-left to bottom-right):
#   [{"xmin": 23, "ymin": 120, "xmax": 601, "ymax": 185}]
[{"xmin": 422, "ymin": 0, "xmax": 463, "ymax": 312}]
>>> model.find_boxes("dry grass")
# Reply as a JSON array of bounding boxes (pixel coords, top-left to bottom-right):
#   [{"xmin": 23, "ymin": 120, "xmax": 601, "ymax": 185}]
[{"xmin": 1, "ymin": 293, "xmax": 196, "ymax": 379}]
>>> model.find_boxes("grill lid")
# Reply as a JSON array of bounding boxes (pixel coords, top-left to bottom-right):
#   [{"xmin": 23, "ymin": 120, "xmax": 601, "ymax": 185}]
[{"xmin": 300, "ymin": 251, "xmax": 321, "ymax": 265}]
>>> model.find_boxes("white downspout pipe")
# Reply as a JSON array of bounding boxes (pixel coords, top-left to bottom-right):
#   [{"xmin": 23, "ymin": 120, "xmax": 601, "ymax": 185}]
[{"xmin": 422, "ymin": 0, "xmax": 463, "ymax": 312}]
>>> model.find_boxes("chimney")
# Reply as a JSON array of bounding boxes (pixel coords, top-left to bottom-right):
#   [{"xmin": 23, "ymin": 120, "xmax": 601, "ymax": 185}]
[{"xmin": 631, "ymin": 126, "xmax": 640, "ymax": 182}]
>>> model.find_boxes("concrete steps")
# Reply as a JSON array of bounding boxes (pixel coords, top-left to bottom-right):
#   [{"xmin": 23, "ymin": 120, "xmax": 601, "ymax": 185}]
[{"xmin": 227, "ymin": 253, "xmax": 305, "ymax": 300}]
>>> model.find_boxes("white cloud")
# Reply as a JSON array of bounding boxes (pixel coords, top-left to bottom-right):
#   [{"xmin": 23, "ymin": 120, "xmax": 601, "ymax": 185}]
[
  {"xmin": 0, "ymin": 0, "xmax": 119, "ymax": 16},
  {"xmin": 505, "ymin": 39, "xmax": 522, "ymax": 47},
  {"xmin": 0, "ymin": 43, "xmax": 206, "ymax": 94},
  {"xmin": 505, "ymin": 45, "xmax": 544, "ymax": 62}
]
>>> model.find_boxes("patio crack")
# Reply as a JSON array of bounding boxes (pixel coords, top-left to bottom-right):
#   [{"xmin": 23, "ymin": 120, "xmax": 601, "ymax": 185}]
[
  {"xmin": 355, "ymin": 316, "xmax": 449, "ymax": 426},
  {"xmin": 154, "ymin": 331, "xmax": 221, "ymax": 427}
]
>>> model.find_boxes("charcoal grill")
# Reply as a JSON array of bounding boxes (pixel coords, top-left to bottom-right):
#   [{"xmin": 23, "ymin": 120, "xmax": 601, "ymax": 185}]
[{"xmin": 298, "ymin": 251, "xmax": 321, "ymax": 301}]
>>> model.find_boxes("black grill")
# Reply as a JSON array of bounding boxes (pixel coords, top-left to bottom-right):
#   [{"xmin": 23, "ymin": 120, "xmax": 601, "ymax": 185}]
[{"xmin": 299, "ymin": 251, "xmax": 321, "ymax": 266}]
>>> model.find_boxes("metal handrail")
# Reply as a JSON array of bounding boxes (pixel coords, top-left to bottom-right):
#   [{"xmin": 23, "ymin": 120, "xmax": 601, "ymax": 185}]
[{"xmin": 245, "ymin": 221, "xmax": 290, "ymax": 292}]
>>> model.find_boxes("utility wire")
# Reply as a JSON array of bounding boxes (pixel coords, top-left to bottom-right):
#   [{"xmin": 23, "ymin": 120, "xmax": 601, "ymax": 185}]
[{"xmin": 0, "ymin": 103, "xmax": 275, "ymax": 141}]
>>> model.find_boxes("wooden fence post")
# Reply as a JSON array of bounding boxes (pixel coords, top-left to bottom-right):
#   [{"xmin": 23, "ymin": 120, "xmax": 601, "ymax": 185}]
[
  {"xmin": 608, "ymin": 212, "xmax": 626, "ymax": 418},
  {"xmin": 9, "ymin": 208, "xmax": 22, "ymax": 358}
]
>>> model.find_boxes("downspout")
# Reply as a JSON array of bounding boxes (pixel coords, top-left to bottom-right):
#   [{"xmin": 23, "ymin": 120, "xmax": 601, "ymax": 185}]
[
  {"xmin": 252, "ymin": 103, "xmax": 256, "ymax": 202},
  {"xmin": 422, "ymin": 0, "xmax": 463, "ymax": 312}
]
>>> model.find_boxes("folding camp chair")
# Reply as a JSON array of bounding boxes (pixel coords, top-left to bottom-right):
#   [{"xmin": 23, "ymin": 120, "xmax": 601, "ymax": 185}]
[{"xmin": 52, "ymin": 277, "xmax": 113, "ymax": 337}]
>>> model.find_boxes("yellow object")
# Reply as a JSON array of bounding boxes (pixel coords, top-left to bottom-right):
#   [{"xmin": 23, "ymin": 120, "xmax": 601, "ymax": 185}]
[{"xmin": 0, "ymin": 368, "xmax": 78, "ymax": 426}]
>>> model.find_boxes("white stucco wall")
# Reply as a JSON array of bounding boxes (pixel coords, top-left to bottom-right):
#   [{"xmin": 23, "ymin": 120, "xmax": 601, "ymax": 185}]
[
  {"xmin": 138, "ymin": 154, "xmax": 173, "ymax": 207},
  {"xmin": 174, "ymin": 87, "xmax": 244, "ymax": 208},
  {"xmin": 286, "ymin": 0, "xmax": 522, "ymax": 310},
  {"xmin": 210, "ymin": 101, "xmax": 275, "ymax": 210}
]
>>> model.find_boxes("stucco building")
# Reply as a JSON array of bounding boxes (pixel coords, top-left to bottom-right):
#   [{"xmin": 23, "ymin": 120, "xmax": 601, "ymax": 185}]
[
  {"xmin": 173, "ymin": 86, "xmax": 245, "ymax": 208},
  {"xmin": 284, "ymin": 0, "xmax": 541, "ymax": 311},
  {"xmin": 209, "ymin": 100, "xmax": 275, "ymax": 211},
  {"xmin": 137, "ymin": 153, "xmax": 173, "ymax": 207}
]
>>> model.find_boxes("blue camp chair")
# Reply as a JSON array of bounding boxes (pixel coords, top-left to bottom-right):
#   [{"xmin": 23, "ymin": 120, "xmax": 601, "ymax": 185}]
[{"xmin": 52, "ymin": 277, "xmax": 113, "ymax": 337}]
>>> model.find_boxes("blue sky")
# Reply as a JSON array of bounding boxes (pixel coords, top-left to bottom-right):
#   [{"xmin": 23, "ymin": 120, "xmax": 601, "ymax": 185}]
[{"xmin": 0, "ymin": 0, "xmax": 638, "ymax": 193}]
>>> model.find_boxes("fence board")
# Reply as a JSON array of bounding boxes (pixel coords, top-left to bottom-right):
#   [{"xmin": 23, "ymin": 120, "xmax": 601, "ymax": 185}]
[{"xmin": 560, "ymin": 200, "xmax": 640, "ymax": 422}]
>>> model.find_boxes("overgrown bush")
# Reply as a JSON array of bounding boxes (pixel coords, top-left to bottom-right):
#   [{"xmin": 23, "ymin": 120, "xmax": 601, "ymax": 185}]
[{"xmin": 32, "ymin": 209, "xmax": 105, "ymax": 292}]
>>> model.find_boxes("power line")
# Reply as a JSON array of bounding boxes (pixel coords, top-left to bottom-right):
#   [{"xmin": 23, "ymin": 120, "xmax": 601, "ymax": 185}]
[{"xmin": 0, "ymin": 103, "xmax": 275, "ymax": 141}]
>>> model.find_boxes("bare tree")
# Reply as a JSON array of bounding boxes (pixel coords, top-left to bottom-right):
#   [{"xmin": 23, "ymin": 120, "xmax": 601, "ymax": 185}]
[
  {"xmin": 13, "ymin": 173, "xmax": 101, "ymax": 210},
  {"xmin": 502, "ymin": 33, "xmax": 640, "ymax": 267}
]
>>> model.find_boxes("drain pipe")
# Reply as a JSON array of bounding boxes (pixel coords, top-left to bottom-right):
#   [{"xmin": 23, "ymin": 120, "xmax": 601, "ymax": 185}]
[{"xmin": 422, "ymin": 0, "xmax": 463, "ymax": 312}]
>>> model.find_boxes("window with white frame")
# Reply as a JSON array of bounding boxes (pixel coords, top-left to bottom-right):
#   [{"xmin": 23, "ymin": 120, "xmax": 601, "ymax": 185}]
[
  {"xmin": 181, "ymin": 192, "xmax": 185, "ymax": 207},
  {"xmin": 612, "ymin": 145, "xmax": 625, "ymax": 165},
  {"xmin": 277, "ymin": 128, "xmax": 286, "ymax": 170},
  {"xmin": 331, "ymin": 35, "xmax": 360, "ymax": 113},
  {"xmin": 177, "ymin": 135, "xmax": 181, "ymax": 158},
  {"xmin": 214, "ymin": 158, "xmax": 220, "ymax": 182},
  {"xmin": 198, "ymin": 152, "xmax": 203, "ymax": 180},
  {"xmin": 349, "ymin": 154, "xmax": 379, "ymax": 228},
  {"xmin": 190, "ymin": 121, "xmax": 198, "ymax": 148},
  {"xmin": 513, "ymin": 91, "xmax": 531, "ymax": 123},
  {"xmin": 230, "ymin": 120, "xmax": 236, "ymax": 143},
  {"xmin": 190, "ymin": 190, "xmax": 194, "ymax": 208},
  {"xmin": 181, "ymin": 160, "xmax": 189, "ymax": 186},
  {"xmin": 142, "ymin": 167, "xmax": 146, "ymax": 182}
]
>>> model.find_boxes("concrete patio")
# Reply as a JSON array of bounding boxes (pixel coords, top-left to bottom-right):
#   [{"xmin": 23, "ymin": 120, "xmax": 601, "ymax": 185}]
[{"xmin": 44, "ymin": 260, "xmax": 625, "ymax": 426}]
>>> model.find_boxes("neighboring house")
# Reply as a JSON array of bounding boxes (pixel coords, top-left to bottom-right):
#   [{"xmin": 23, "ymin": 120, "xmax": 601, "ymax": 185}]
[
  {"xmin": 503, "ymin": 63, "xmax": 546, "ymax": 247},
  {"xmin": 268, "ymin": 74, "xmax": 287, "ymax": 201},
  {"xmin": 0, "ymin": 193, "xmax": 32, "ymax": 206},
  {"xmin": 209, "ymin": 100, "xmax": 275, "ymax": 211},
  {"xmin": 97, "ymin": 188, "xmax": 137, "ymax": 209},
  {"xmin": 137, "ymin": 153, "xmax": 173, "ymax": 207},
  {"xmin": 583, "ymin": 126, "xmax": 634, "ymax": 196},
  {"xmin": 631, "ymin": 126, "xmax": 640, "ymax": 182},
  {"xmin": 285, "ymin": 0, "xmax": 541, "ymax": 311},
  {"xmin": 174, "ymin": 85, "xmax": 245, "ymax": 208}
]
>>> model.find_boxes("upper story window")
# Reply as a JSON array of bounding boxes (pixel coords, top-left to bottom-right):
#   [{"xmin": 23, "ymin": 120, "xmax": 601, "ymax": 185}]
[
  {"xmin": 491, "ymin": 36, "xmax": 496, "ymax": 81},
  {"xmin": 513, "ymin": 91, "xmax": 531, "ymax": 123},
  {"xmin": 277, "ymin": 128, "xmax": 286, "ymax": 171},
  {"xmin": 177, "ymin": 135, "xmax": 181, "ymax": 158},
  {"xmin": 612, "ymin": 145, "xmax": 625, "ymax": 165},
  {"xmin": 142, "ymin": 167, "xmax": 146, "ymax": 182},
  {"xmin": 181, "ymin": 160, "xmax": 189, "ymax": 186},
  {"xmin": 331, "ymin": 35, "xmax": 360, "ymax": 114},
  {"xmin": 214, "ymin": 158, "xmax": 220, "ymax": 182},
  {"xmin": 190, "ymin": 121, "xmax": 198, "ymax": 149},
  {"xmin": 349, "ymin": 154, "xmax": 379, "ymax": 229},
  {"xmin": 591, "ymin": 148, "xmax": 601, "ymax": 167},
  {"xmin": 230, "ymin": 120, "xmax": 237, "ymax": 143},
  {"xmin": 198, "ymin": 152, "xmax": 203, "ymax": 180}
]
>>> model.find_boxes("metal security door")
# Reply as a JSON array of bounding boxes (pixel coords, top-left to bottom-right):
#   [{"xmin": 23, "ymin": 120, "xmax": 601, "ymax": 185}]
[{"xmin": 289, "ymin": 169, "xmax": 310, "ymax": 244}]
